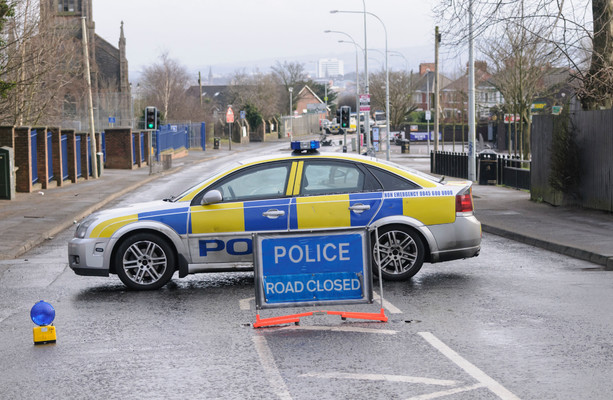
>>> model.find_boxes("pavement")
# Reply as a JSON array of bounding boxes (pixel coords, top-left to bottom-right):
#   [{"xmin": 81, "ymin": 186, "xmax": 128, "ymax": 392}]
[{"xmin": 1, "ymin": 137, "xmax": 612, "ymax": 272}]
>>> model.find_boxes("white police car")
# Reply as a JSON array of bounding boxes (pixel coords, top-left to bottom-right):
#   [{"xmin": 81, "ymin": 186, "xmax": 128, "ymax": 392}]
[{"xmin": 69, "ymin": 140, "xmax": 481, "ymax": 290}]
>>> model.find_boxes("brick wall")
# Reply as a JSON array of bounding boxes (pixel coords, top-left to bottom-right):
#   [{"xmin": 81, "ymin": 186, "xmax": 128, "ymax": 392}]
[
  {"xmin": 14, "ymin": 127, "xmax": 32, "ymax": 193},
  {"xmin": 49, "ymin": 128, "xmax": 63, "ymax": 187},
  {"xmin": 32, "ymin": 127, "xmax": 50, "ymax": 189},
  {"xmin": 0, "ymin": 126, "xmax": 15, "ymax": 148},
  {"xmin": 104, "ymin": 128, "xmax": 134, "ymax": 169},
  {"xmin": 76, "ymin": 133, "xmax": 90, "ymax": 180},
  {"xmin": 63, "ymin": 130, "xmax": 78, "ymax": 183}
]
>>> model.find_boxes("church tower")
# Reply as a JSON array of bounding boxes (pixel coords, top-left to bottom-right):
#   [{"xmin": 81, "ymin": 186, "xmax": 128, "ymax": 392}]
[{"xmin": 40, "ymin": 0, "xmax": 132, "ymax": 128}]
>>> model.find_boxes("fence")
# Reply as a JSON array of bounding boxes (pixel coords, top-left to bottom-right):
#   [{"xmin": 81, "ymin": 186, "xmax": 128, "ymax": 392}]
[
  {"xmin": 280, "ymin": 113, "xmax": 323, "ymax": 139},
  {"xmin": 431, "ymin": 151, "xmax": 530, "ymax": 190},
  {"xmin": 532, "ymin": 108, "xmax": 613, "ymax": 211},
  {"xmin": 152, "ymin": 122, "xmax": 206, "ymax": 161},
  {"xmin": 0, "ymin": 122, "xmax": 206, "ymax": 194}
]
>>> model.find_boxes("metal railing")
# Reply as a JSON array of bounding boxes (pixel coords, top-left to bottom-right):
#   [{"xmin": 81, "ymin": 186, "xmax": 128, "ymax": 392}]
[{"xmin": 431, "ymin": 151, "xmax": 530, "ymax": 190}]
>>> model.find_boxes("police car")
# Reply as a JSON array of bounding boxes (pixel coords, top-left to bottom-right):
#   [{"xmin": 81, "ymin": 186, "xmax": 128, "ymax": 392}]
[{"xmin": 68, "ymin": 140, "xmax": 481, "ymax": 290}]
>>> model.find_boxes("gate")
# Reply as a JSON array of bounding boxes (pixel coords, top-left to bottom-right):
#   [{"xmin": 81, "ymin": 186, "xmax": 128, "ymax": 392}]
[
  {"xmin": 31, "ymin": 130, "xmax": 38, "ymax": 184},
  {"xmin": 0, "ymin": 147, "xmax": 12, "ymax": 199},
  {"xmin": 47, "ymin": 131, "xmax": 53, "ymax": 182},
  {"xmin": 61, "ymin": 135, "xmax": 69, "ymax": 180},
  {"xmin": 75, "ymin": 135, "xmax": 82, "ymax": 178}
]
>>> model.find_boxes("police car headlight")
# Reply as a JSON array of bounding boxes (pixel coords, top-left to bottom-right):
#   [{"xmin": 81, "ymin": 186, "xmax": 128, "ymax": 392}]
[{"xmin": 75, "ymin": 217, "xmax": 95, "ymax": 239}]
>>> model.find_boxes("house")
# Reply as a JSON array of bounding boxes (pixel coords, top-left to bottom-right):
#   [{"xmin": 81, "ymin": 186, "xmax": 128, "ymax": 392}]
[
  {"xmin": 441, "ymin": 61, "xmax": 503, "ymax": 122},
  {"xmin": 295, "ymin": 85, "xmax": 330, "ymax": 117}
]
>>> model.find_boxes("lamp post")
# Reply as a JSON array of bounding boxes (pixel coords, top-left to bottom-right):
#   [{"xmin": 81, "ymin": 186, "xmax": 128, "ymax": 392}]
[
  {"xmin": 468, "ymin": 0, "xmax": 476, "ymax": 181},
  {"xmin": 331, "ymin": 9, "xmax": 390, "ymax": 160},
  {"xmin": 325, "ymin": 30, "xmax": 362, "ymax": 153},
  {"xmin": 426, "ymin": 69, "xmax": 431, "ymax": 153},
  {"xmin": 289, "ymin": 87, "xmax": 293, "ymax": 142},
  {"xmin": 390, "ymin": 51, "xmax": 409, "ymax": 71}
]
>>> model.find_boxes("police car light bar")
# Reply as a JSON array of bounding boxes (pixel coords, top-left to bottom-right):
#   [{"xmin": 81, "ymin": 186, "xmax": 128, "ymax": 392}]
[{"xmin": 291, "ymin": 140, "xmax": 320, "ymax": 151}]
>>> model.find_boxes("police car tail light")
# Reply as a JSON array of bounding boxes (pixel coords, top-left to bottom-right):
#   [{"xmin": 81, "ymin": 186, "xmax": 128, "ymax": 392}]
[
  {"xmin": 455, "ymin": 189, "xmax": 474, "ymax": 213},
  {"xmin": 291, "ymin": 140, "xmax": 320, "ymax": 151}
]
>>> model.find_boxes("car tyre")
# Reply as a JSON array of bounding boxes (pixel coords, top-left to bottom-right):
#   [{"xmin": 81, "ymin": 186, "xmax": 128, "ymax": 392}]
[
  {"xmin": 372, "ymin": 225, "xmax": 424, "ymax": 281},
  {"xmin": 114, "ymin": 233, "xmax": 176, "ymax": 290}
]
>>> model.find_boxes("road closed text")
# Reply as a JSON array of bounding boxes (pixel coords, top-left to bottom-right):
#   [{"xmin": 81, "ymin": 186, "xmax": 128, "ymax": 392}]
[{"xmin": 263, "ymin": 273, "xmax": 363, "ymax": 303}]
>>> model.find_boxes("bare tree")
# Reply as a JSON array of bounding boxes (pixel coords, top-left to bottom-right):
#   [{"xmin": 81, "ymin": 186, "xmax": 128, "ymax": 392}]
[
  {"xmin": 1, "ymin": 0, "xmax": 79, "ymax": 126},
  {"xmin": 140, "ymin": 52, "xmax": 192, "ymax": 120},
  {"xmin": 369, "ymin": 70, "xmax": 417, "ymax": 129},
  {"xmin": 435, "ymin": 0, "xmax": 612, "ymax": 110},
  {"xmin": 230, "ymin": 69, "xmax": 282, "ymax": 120},
  {"xmin": 0, "ymin": 1, "xmax": 15, "ymax": 98},
  {"xmin": 581, "ymin": 0, "xmax": 613, "ymax": 109},
  {"xmin": 271, "ymin": 61, "xmax": 307, "ymax": 113},
  {"xmin": 482, "ymin": 17, "xmax": 559, "ymax": 159}
]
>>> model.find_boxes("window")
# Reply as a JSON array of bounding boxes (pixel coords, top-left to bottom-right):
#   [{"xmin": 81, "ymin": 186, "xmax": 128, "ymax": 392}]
[
  {"xmin": 58, "ymin": 0, "xmax": 81, "ymax": 13},
  {"xmin": 212, "ymin": 163, "xmax": 289, "ymax": 202},
  {"xmin": 301, "ymin": 161, "xmax": 365, "ymax": 195},
  {"xmin": 366, "ymin": 166, "xmax": 421, "ymax": 191}
]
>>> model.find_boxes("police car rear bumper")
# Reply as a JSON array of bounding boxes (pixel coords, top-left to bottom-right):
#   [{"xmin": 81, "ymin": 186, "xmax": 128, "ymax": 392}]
[
  {"xmin": 68, "ymin": 238, "xmax": 110, "ymax": 277},
  {"xmin": 428, "ymin": 215, "xmax": 481, "ymax": 263}
]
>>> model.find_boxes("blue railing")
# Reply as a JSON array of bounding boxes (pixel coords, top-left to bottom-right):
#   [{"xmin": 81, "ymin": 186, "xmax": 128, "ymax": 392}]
[
  {"xmin": 31, "ymin": 130, "xmax": 38, "ymax": 184},
  {"xmin": 61, "ymin": 134, "xmax": 69, "ymax": 180},
  {"xmin": 47, "ymin": 131, "xmax": 53, "ymax": 182}
]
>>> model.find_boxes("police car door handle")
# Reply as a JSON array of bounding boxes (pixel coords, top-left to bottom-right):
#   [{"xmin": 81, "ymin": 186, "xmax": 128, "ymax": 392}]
[
  {"xmin": 349, "ymin": 203, "xmax": 370, "ymax": 214},
  {"xmin": 263, "ymin": 209, "xmax": 285, "ymax": 219}
]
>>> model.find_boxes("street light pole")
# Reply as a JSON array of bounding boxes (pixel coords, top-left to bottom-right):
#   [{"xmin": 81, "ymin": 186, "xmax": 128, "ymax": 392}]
[
  {"xmin": 468, "ymin": 0, "xmax": 477, "ymax": 181},
  {"xmin": 331, "ymin": 9, "xmax": 390, "ymax": 160},
  {"xmin": 289, "ymin": 87, "xmax": 294, "ymax": 142},
  {"xmin": 325, "ymin": 30, "xmax": 362, "ymax": 153}
]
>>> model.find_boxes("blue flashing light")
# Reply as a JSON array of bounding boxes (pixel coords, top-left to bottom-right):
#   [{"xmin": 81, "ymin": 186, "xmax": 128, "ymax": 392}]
[
  {"xmin": 31, "ymin": 301, "xmax": 55, "ymax": 326},
  {"xmin": 291, "ymin": 140, "xmax": 320, "ymax": 151}
]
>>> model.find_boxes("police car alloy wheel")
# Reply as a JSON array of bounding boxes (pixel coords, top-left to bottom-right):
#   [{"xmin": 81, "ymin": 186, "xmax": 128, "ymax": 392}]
[
  {"xmin": 114, "ymin": 233, "xmax": 176, "ymax": 290},
  {"xmin": 373, "ymin": 225, "xmax": 425, "ymax": 281}
]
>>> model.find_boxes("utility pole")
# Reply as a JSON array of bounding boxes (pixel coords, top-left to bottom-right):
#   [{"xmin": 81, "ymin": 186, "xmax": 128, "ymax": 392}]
[
  {"xmin": 468, "ymin": 0, "xmax": 477, "ymax": 182},
  {"xmin": 434, "ymin": 26, "xmax": 441, "ymax": 170},
  {"xmin": 198, "ymin": 71, "xmax": 202, "ymax": 107},
  {"xmin": 81, "ymin": 17, "xmax": 98, "ymax": 179}
]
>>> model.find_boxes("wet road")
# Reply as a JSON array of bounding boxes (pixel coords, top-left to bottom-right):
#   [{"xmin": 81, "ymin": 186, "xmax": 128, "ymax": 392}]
[{"xmin": 1, "ymin": 150, "xmax": 613, "ymax": 399}]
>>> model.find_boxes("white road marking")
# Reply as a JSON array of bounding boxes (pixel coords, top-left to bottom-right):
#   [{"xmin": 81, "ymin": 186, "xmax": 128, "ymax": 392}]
[
  {"xmin": 282, "ymin": 325, "xmax": 398, "ymax": 335},
  {"xmin": 406, "ymin": 383, "xmax": 487, "ymax": 400},
  {"xmin": 418, "ymin": 332, "xmax": 521, "ymax": 400},
  {"xmin": 252, "ymin": 335, "xmax": 292, "ymax": 400},
  {"xmin": 300, "ymin": 371, "xmax": 458, "ymax": 386},
  {"xmin": 373, "ymin": 291, "xmax": 403, "ymax": 314},
  {"xmin": 239, "ymin": 296, "xmax": 254, "ymax": 310}
]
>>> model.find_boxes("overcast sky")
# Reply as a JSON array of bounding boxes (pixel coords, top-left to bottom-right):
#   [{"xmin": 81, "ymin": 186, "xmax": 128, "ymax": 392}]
[{"xmin": 93, "ymin": 0, "xmax": 445, "ymax": 80}]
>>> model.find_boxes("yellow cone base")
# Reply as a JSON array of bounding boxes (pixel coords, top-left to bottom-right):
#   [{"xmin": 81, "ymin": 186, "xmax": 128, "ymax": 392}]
[{"xmin": 33, "ymin": 325, "xmax": 57, "ymax": 345}]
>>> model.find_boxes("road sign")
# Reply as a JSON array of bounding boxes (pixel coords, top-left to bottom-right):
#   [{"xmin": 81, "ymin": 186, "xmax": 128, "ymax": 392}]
[
  {"xmin": 108, "ymin": 116, "xmax": 116, "ymax": 124},
  {"xmin": 552, "ymin": 106, "xmax": 562, "ymax": 115},
  {"xmin": 254, "ymin": 229, "xmax": 372, "ymax": 310},
  {"xmin": 359, "ymin": 94, "xmax": 371, "ymax": 112},
  {"xmin": 240, "ymin": 110, "xmax": 246, "ymax": 119},
  {"xmin": 226, "ymin": 107, "xmax": 234, "ymax": 123},
  {"xmin": 504, "ymin": 114, "xmax": 520, "ymax": 124},
  {"xmin": 425, "ymin": 110, "xmax": 431, "ymax": 121}
]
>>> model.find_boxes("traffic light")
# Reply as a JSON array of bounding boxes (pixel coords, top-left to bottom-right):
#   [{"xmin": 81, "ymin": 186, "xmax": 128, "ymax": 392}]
[
  {"xmin": 340, "ymin": 106, "xmax": 351, "ymax": 129},
  {"xmin": 145, "ymin": 106, "xmax": 158, "ymax": 130}
]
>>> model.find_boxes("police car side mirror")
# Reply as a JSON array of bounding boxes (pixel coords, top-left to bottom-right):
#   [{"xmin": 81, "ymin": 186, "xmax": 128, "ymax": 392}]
[{"xmin": 201, "ymin": 189, "xmax": 223, "ymax": 205}]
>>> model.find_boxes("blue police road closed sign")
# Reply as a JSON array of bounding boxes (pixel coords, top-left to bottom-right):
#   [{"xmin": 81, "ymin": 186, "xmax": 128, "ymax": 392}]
[{"xmin": 254, "ymin": 229, "xmax": 372, "ymax": 309}]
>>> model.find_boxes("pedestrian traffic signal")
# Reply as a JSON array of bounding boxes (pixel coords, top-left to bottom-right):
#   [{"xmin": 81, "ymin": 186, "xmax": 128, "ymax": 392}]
[
  {"xmin": 340, "ymin": 106, "xmax": 351, "ymax": 129},
  {"xmin": 145, "ymin": 106, "xmax": 158, "ymax": 130}
]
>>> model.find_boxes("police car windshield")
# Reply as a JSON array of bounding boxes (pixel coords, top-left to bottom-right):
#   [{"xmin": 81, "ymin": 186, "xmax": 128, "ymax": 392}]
[{"xmin": 169, "ymin": 161, "xmax": 243, "ymax": 201}]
